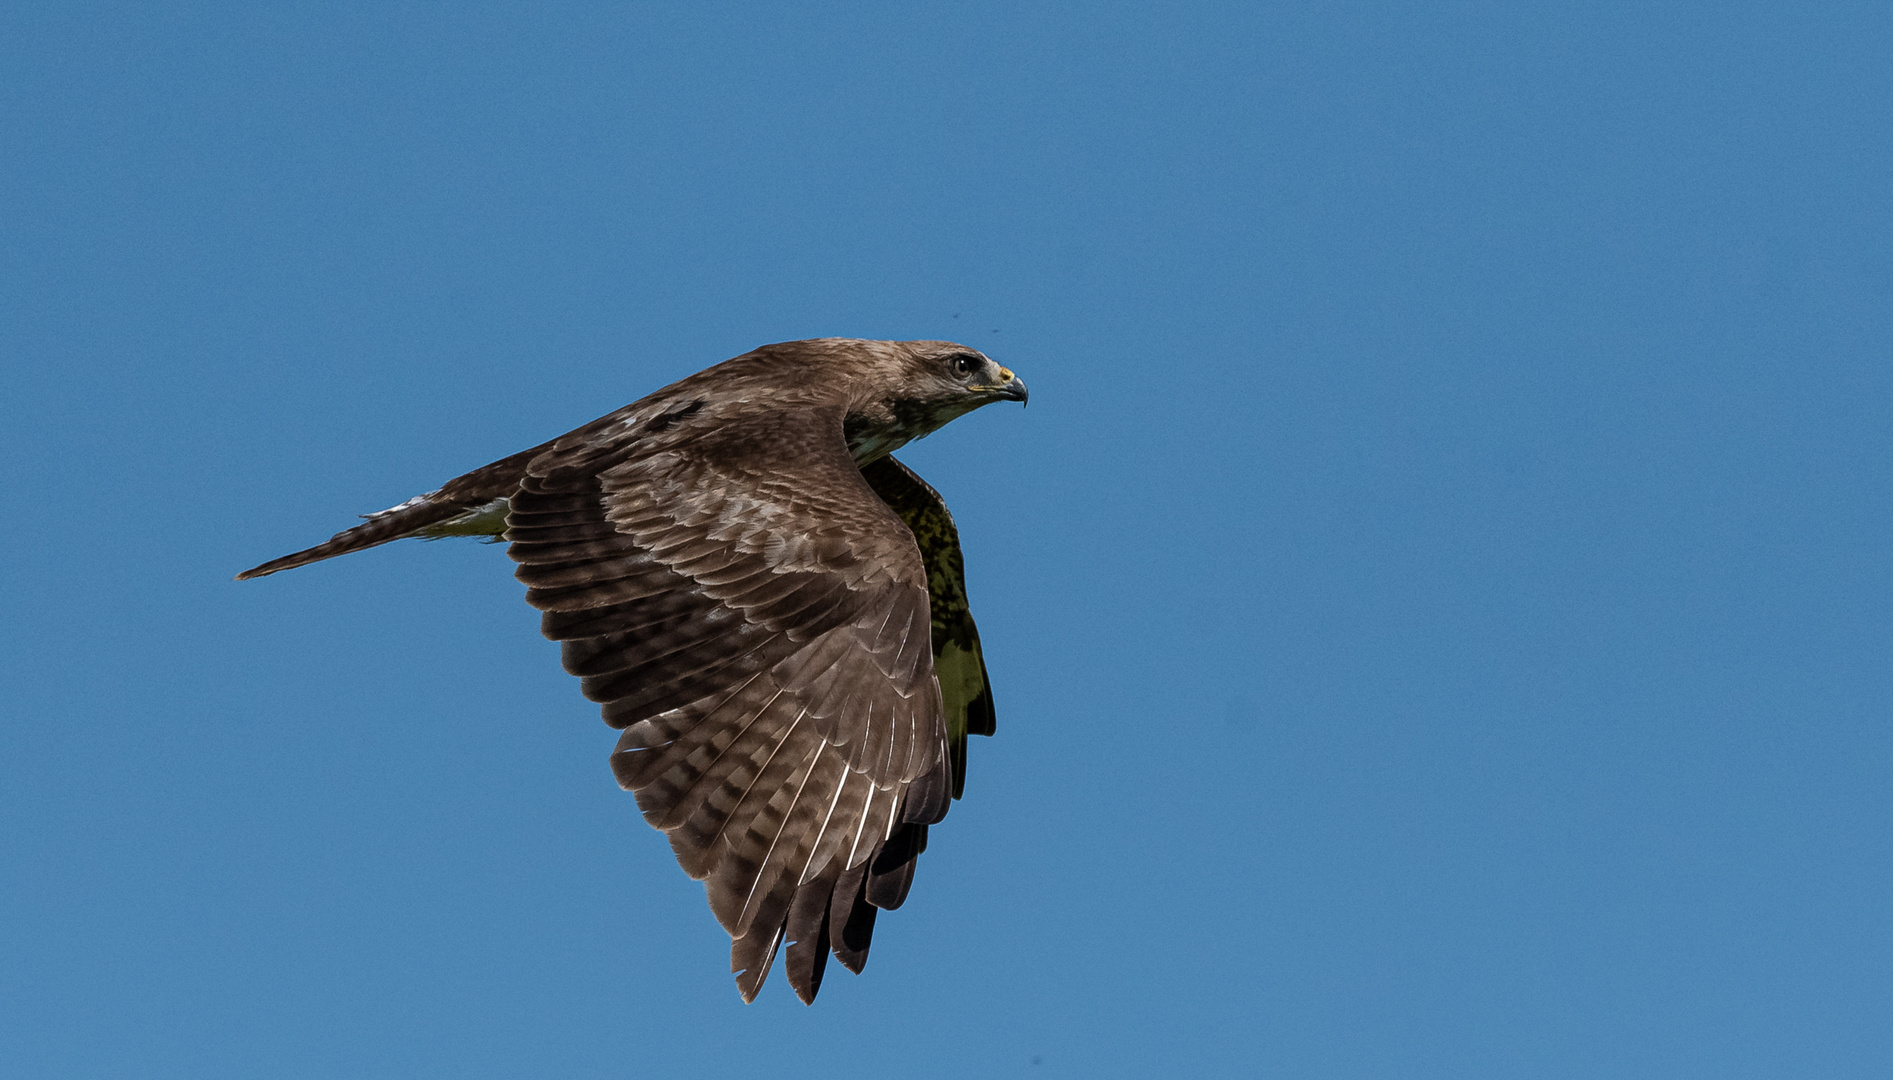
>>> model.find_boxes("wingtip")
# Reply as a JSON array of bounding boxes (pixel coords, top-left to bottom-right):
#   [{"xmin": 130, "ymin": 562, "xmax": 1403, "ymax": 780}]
[
  {"xmin": 731, "ymin": 926, "xmax": 783, "ymax": 1004},
  {"xmin": 734, "ymin": 964, "xmax": 767, "ymax": 1004},
  {"xmin": 835, "ymin": 951, "xmax": 869, "ymax": 976}
]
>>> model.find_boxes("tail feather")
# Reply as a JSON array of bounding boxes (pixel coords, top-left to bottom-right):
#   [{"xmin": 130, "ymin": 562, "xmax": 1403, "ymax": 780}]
[
  {"xmin": 235, "ymin": 440, "xmax": 552, "ymax": 580},
  {"xmin": 236, "ymin": 495, "xmax": 469, "ymax": 579}
]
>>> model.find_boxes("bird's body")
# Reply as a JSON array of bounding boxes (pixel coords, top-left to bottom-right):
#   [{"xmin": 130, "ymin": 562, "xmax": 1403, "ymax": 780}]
[{"xmin": 239, "ymin": 338, "xmax": 1025, "ymax": 1003}]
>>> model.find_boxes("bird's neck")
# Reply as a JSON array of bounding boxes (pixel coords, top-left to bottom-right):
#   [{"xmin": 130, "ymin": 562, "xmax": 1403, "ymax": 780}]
[
  {"xmin": 844, "ymin": 397, "xmax": 978, "ymax": 465},
  {"xmin": 844, "ymin": 417, "xmax": 914, "ymax": 465}
]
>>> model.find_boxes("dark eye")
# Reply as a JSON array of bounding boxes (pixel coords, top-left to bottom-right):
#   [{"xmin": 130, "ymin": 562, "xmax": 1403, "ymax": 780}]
[{"xmin": 950, "ymin": 354, "xmax": 980, "ymax": 377}]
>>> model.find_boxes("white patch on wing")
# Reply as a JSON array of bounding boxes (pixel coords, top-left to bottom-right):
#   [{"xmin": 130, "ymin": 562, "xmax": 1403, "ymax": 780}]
[{"xmin": 366, "ymin": 492, "xmax": 437, "ymax": 519}]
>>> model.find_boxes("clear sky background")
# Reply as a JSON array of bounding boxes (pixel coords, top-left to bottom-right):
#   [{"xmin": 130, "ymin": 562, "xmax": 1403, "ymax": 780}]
[{"xmin": 5, "ymin": 3, "xmax": 1891, "ymax": 1077}]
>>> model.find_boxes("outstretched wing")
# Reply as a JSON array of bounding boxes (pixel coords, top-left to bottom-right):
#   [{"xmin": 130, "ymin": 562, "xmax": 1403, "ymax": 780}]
[
  {"xmin": 860, "ymin": 456, "xmax": 997, "ymax": 800},
  {"xmin": 506, "ymin": 400, "xmax": 952, "ymax": 1003}
]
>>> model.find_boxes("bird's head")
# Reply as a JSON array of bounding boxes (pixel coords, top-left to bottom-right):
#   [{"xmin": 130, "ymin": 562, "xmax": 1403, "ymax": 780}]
[
  {"xmin": 838, "ymin": 339, "xmax": 1028, "ymax": 463},
  {"xmin": 901, "ymin": 340, "xmax": 1029, "ymax": 406}
]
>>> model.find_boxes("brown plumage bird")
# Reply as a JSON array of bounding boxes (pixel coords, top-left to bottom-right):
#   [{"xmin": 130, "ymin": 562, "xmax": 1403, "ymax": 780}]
[{"xmin": 238, "ymin": 338, "xmax": 1026, "ymax": 1003}]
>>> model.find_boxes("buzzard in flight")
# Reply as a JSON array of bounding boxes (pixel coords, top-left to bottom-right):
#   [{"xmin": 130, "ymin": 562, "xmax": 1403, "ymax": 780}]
[{"xmin": 239, "ymin": 338, "xmax": 1026, "ymax": 1003}]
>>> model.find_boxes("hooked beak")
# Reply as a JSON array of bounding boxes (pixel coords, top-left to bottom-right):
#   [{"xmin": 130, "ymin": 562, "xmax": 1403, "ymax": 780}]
[{"xmin": 980, "ymin": 366, "xmax": 1028, "ymax": 404}]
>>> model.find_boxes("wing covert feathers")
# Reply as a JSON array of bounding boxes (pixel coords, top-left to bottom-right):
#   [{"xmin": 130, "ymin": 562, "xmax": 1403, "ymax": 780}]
[{"xmin": 508, "ymin": 410, "xmax": 962, "ymax": 1003}]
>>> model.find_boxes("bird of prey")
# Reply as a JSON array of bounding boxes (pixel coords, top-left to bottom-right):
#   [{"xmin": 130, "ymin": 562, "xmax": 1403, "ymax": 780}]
[{"xmin": 238, "ymin": 338, "xmax": 1026, "ymax": 1004}]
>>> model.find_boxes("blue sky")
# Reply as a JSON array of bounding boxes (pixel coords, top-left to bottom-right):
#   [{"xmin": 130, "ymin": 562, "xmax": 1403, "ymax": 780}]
[{"xmin": 5, "ymin": 2, "xmax": 1891, "ymax": 1077}]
